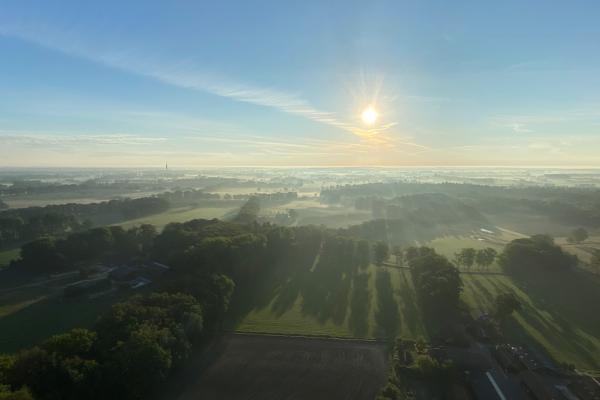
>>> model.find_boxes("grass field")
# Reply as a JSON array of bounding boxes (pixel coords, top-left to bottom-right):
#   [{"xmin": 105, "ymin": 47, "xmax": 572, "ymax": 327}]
[
  {"xmin": 235, "ymin": 264, "xmax": 427, "ymax": 340},
  {"xmin": 0, "ymin": 293, "xmax": 121, "ymax": 352},
  {"xmin": 425, "ymin": 229, "xmax": 523, "ymax": 272},
  {"xmin": 461, "ymin": 273, "xmax": 600, "ymax": 371},
  {"xmin": 234, "ymin": 227, "xmax": 600, "ymax": 372},
  {"xmin": 119, "ymin": 205, "xmax": 237, "ymax": 230},
  {"xmin": 0, "ymin": 248, "xmax": 19, "ymax": 268}
]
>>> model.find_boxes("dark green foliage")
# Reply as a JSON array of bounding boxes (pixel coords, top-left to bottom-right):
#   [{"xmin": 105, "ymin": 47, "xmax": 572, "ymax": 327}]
[
  {"xmin": 475, "ymin": 247, "xmax": 497, "ymax": 269},
  {"xmin": 0, "ymin": 386, "xmax": 33, "ymax": 400},
  {"xmin": 494, "ymin": 292, "xmax": 521, "ymax": 321},
  {"xmin": 373, "ymin": 241, "xmax": 389, "ymax": 265},
  {"xmin": 454, "ymin": 248, "xmax": 476, "ymax": 270},
  {"xmin": 6, "ymin": 329, "xmax": 99, "ymax": 400},
  {"xmin": 500, "ymin": 235, "xmax": 578, "ymax": 276},
  {"xmin": 14, "ymin": 225, "xmax": 158, "ymax": 274},
  {"xmin": 19, "ymin": 238, "xmax": 66, "ymax": 273},
  {"xmin": 407, "ymin": 248, "xmax": 463, "ymax": 318},
  {"xmin": 0, "ymin": 292, "xmax": 212, "ymax": 400},
  {"xmin": 0, "ymin": 196, "xmax": 168, "ymax": 248},
  {"xmin": 567, "ymin": 227, "xmax": 589, "ymax": 243}
]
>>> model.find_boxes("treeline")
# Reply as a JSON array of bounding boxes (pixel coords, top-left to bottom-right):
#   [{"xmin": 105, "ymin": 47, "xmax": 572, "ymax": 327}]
[
  {"xmin": 321, "ymin": 181, "xmax": 600, "ymax": 228},
  {"xmin": 0, "ymin": 197, "xmax": 169, "ymax": 248},
  {"xmin": 0, "ymin": 288, "xmax": 233, "ymax": 400},
  {"xmin": 10, "ymin": 225, "xmax": 157, "ymax": 274}
]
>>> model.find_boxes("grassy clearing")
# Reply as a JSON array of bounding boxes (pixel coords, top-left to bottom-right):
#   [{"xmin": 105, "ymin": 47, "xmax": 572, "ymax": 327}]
[
  {"xmin": 234, "ymin": 265, "xmax": 427, "ymax": 340},
  {"xmin": 462, "ymin": 274, "xmax": 600, "ymax": 371},
  {"xmin": 0, "ymin": 248, "xmax": 20, "ymax": 268},
  {"xmin": 119, "ymin": 206, "xmax": 237, "ymax": 230},
  {"xmin": 426, "ymin": 235, "xmax": 505, "ymax": 272},
  {"xmin": 0, "ymin": 293, "xmax": 120, "ymax": 353},
  {"xmin": 555, "ymin": 236, "xmax": 600, "ymax": 267}
]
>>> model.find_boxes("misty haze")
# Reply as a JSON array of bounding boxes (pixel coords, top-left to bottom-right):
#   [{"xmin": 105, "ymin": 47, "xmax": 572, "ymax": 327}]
[{"xmin": 1, "ymin": 2, "xmax": 600, "ymax": 400}]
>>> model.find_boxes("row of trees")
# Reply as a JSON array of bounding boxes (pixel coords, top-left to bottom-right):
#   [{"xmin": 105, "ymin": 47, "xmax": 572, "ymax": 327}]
[
  {"xmin": 0, "ymin": 196, "xmax": 169, "ymax": 249},
  {"xmin": 453, "ymin": 247, "xmax": 497, "ymax": 271},
  {"xmin": 13, "ymin": 225, "xmax": 158, "ymax": 274}
]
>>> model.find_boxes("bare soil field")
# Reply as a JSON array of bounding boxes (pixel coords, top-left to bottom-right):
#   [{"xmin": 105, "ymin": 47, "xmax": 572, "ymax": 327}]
[{"xmin": 170, "ymin": 333, "xmax": 388, "ymax": 400}]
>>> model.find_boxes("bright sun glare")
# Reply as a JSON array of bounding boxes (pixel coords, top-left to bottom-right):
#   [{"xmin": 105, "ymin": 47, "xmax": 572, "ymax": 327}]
[{"xmin": 361, "ymin": 106, "xmax": 378, "ymax": 125}]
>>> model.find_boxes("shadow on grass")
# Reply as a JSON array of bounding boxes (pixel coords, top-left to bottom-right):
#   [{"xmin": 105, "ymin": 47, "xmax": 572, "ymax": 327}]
[
  {"xmin": 349, "ymin": 273, "xmax": 370, "ymax": 337},
  {"xmin": 397, "ymin": 269, "xmax": 424, "ymax": 337},
  {"xmin": 0, "ymin": 293, "xmax": 119, "ymax": 353},
  {"xmin": 374, "ymin": 270, "xmax": 400, "ymax": 339}
]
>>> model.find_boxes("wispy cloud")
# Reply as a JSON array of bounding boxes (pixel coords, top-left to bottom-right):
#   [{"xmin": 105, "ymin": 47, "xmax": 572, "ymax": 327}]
[
  {"xmin": 509, "ymin": 123, "xmax": 532, "ymax": 133},
  {"xmin": 0, "ymin": 22, "xmax": 399, "ymax": 145},
  {"xmin": 0, "ymin": 132, "xmax": 167, "ymax": 147}
]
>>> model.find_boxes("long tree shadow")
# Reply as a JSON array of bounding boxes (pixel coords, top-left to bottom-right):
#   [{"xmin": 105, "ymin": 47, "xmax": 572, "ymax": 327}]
[
  {"xmin": 374, "ymin": 269, "xmax": 400, "ymax": 339},
  {"xmin": 348, "ymin": 272, "xmax": 370, "ymax": 337},
  {"xmin": 397, "ymin": 269, "xmax": 422, "ymax": 337}
]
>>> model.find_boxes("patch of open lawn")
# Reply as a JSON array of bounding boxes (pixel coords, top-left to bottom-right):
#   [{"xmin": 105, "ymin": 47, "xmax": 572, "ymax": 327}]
[
  {"xmin": 0, "ymin": 287, "xmax": 125, "ymax": 353},
  {"xmin": 233, "ymin": 265, "xmax": 428, "ymax": 341},
  {"xmin": 0, "ymin": 248, "xmax": 20, "ymax": 268},
  {"xmin": 119, "ymin": 206, "xmax": 237, "ymax": 230},
  {"xmin": 461, "ymin": 273, "xmax": 600, "ymax": 371},
  {"xmin": 426, "ymin": 235, "xmax": 504, "ymax": 272}
]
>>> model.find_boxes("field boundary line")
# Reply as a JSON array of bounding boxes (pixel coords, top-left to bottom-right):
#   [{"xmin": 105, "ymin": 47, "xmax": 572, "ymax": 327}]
[{"xmin": 229, "ymin": 330, "xmax": 391, "ymax": 344}]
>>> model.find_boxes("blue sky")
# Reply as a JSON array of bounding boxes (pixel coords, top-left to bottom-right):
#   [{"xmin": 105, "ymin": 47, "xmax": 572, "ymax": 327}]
[{"xmin": 1, "ymin": 0, "xmax": 600, "ymax": 167}]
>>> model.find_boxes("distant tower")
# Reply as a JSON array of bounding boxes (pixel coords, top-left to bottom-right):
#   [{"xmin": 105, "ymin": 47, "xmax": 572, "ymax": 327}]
[{"xmin": 165, "ymin": 161, "xmax": 168, "ymax": 171}]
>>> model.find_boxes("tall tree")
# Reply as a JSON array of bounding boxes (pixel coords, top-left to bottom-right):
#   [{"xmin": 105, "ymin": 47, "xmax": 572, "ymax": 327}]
[{"xmin": 373, "ymin": 241, "xmax": 389, "ymax": 266}]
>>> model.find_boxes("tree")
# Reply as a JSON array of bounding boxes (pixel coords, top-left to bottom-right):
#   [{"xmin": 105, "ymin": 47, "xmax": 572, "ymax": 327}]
[
  {"xmin": 494, "ymin": 293, "xmax": 521, "ymax": 321},
  {"xmin": 102, "ymin": 325, "xmax": 173, "ymax": 399},
  {"xmin": 500, "ymin": 235, "xmax": 578, "ymax": 275},
  {"xmin": 475, "ymin": 248, "xmax": 497, "ymax": 270},
  {"xmin": 408, "ymin": 250, "xmax": 463, "ymax": 314},
  {"xmin": 567, "ymin": 227, "xmax": 589, "ymax": 244},
  {"xmin": 455, "ymin": 248, "xmax": 476, "ymax": 271},
  {"xmin": 392, "ymin": 245, "xmax": 403, "ymax": 266},
  {"xmin": 19, "ymin": 238, "xmax": 66, "ymax": 273},
  {"xmin": 0, "ymin": 199, "xmax": 8, "ymax": 210},
  {"xmin": 373, "ymin": 242, "xmax": 389, "ymax": 265}
]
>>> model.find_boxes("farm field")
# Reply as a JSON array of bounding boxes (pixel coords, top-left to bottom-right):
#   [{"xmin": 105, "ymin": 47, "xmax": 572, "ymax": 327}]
[
  {"xmin": 165, "ymin": 333, "xmax": 387, "ymax": 400},
  {"xmin": 118, "ymin": 205, "xmax": 237, "ymax": 230},
  {"xmin": 260, "ymin": 199, "xmax": 373, "ymax": 228},
  {"xmin": 3, "ymin": 190, "xmax": 164, "ymax": 209},
  {"xmin": 424, "ymin": 229, "xmax": 523, "ymax": 272}
]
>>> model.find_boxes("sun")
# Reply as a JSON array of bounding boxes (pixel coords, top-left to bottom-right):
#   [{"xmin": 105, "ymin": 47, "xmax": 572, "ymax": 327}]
[{"xmin": 361, "ymin": 106, "xmax": 378, "ymax": 125}]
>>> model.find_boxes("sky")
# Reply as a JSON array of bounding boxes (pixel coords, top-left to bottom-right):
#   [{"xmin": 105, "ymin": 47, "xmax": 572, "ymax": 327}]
[{"xmin": 1, "ymin": 0, "xmax": 600, "ymax": 167}]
